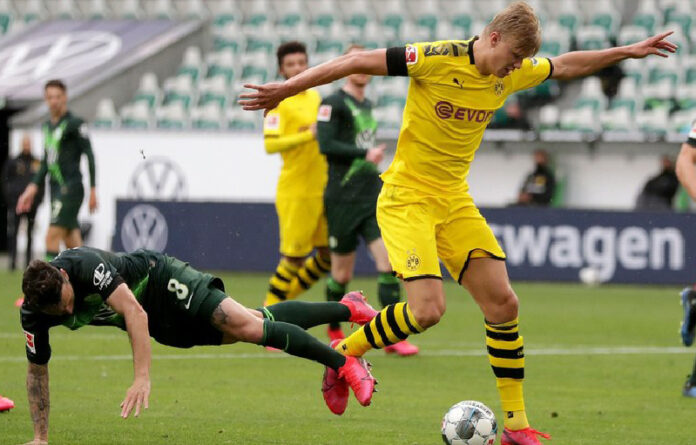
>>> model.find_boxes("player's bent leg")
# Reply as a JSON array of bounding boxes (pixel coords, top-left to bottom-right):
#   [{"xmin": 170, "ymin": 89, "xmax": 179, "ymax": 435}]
[
  {"xmin": 264, "ymin": 256, "xmax": 302, "ymax": 306},
  {"xmin": 286, "ymin": 249, "xmax": 331, "ymax": 300},
  {"xmin": 64, "ymin": 228, "xmax": 83, "ymax": 249},
  {"xmin": 335, "ymin": 278, "xmax": 436, "ymax": 357},
  {"xmin": 258, "ymin": 293, "xmax": 377, "ymax": 329},
  {"xmin": 44, "ymin": 225, "xmax": 66, "ymax": 260}
]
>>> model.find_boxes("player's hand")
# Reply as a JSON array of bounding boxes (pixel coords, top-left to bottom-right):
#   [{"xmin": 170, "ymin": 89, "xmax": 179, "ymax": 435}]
[
  {"xmin": 120, "ymin": 377, "xmax": 150, "ymax": 418},
  {"xmin": 239, "ymin": 82, "xmax": 289, "ymax": 116},
  {"xmin": 16, "ymin": 184, "xmax": 37, "ymax": 214},
  {"xmin": 627, "ymin": 31, "xmax": 678, "ymax": 58},
  {"xmin": 88, "ymin": 189, "xmax": 98, "ymax": 213},
  {"xmin": 366, "ymin": 143, "xmax": 387, "ymax": 165}
]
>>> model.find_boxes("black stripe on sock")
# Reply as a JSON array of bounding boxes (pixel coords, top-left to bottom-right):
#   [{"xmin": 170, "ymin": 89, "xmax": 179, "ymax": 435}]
[
  {"xmin": 385, "ymin": 305, "xmax": 408, "ymax": 340},
  {"xmin": 485, "ymin": 321, "xmax": 517, "ymax": 331},
  {"xmin": 487, "ymin": 345, "xmax": 524, "ymax": 359},
  {"xmin": 374, "ymin": 313, "xmax": 396, "ymax": 346},
  {"xmin": 402, "ymin": 304, "xmax": 419, "ymax": 334},
  {"xmin": 274, "ymin": 272, "xmax": 291, "ymax": 283},
  {"xmin": 315, "ymin": 256, "xmax": 331, "ymax": 272},
  {"xmin": 364, "ymin": 323, "xmax": 380, "ymax": 349},
  {"xmin": 491, "ymin": 366, "xmax": 524, "ymax": 379},
  {"xmin": 486, "ymin": 329, "xmax": 519, "ymax": 341},
  {"xmin": 269, "ymin": 286, "xmax": 287, "ymax": 300},
  {"xmin": 304, "ymin": 267, "xmax": 319, "ymax": 281},
  {"xmin": 297, "ymin": 275, "xmax": 310, "ymax": 289}
]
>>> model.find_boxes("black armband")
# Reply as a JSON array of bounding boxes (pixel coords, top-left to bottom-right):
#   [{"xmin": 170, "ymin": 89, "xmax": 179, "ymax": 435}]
[
  {"xmin": 386, "ymin": 46, "xmax": 408, "ymax": 77},
  {"xmin": 545, "ymin": 58, "xmax": 554, "ymax": 81}
]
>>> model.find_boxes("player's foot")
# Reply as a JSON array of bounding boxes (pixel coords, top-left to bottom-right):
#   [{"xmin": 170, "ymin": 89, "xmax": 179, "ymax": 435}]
[
  {"xmin": 683, "ymin": 378, "xmax": 696, "ymax": 398},
  {"xmin": 337, "ymin": 355, "xmax": 377, "ymax": 406},
  {"xmin": 265, "ymin": 346, "xmax": 281, "ymax": 352},
  {"xmin": 0, "ymin": 395, "xmax": 15, "ymax": 412},
  {"xmin": 501, "ymin": 427, "xmax": 551, "ymax": 445},
  {"xmin": 680, "ymin": 288, "xmax": 696, "ymax": 346},
  {"xmin": 328, "ymin": 326, "xmax": 345, "ymax": 342},
  {"xmin": 339, "ymin": 291, "xmax": 379, "ymax": 325},
  {"xmin": 322, "ymin": 340, "xmax": 349, "ymax": 415},
  {"xmin": 14, "ymin": 297, "xmax": 24, "ymax": 307},
  {"xmin": 384, "ymin": 340, "xmax": 419, "ymax": 356}
]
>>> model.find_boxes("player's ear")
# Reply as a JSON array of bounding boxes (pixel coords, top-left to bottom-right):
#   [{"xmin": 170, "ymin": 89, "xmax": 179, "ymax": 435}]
[
  {"xmin": 489, "ymin": 31, "xmax": 501, "ymax": 47},
  {"xmin": 59, "ymin": 268, "xmax": 69, "ymax": 280}
]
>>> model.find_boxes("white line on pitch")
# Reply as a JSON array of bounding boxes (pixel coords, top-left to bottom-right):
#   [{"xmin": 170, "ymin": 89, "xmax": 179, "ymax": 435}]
[{"xmin": 0, "ymin": 346, "xmax": 693, "ymax": 363}]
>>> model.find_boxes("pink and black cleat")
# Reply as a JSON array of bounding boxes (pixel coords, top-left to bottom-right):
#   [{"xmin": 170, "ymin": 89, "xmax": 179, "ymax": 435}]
[
  {"xmin": 337, "ymin": 355, "xmax": 377, "ymax": 406},
  {"xmin": 0, "ymin": 395, "xmax": 15, "ymax": 412},
  {"xmin": 501, "ymin": 427, "xmax": 551, "ymax": 445},
  {"xmin": 321, "ymin": 340, "xmax": 349, "ymax": 415},
  {"xmin": 384, "ymin": 340, "xmax": 419, "ymax": 356},
  {"xmin": 339, "ymin": 291, "xmax": 379, "ymax": 326}
]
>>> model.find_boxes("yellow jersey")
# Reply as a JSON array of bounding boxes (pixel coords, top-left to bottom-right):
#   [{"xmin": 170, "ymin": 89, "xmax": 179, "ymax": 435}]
[
  {"xmin": 382, "ymin": 38, "xmax": 552, "ymax": 195},
  {"xmin": 263, "ymin": 89, "xmax": 327, "ymax": 198}
]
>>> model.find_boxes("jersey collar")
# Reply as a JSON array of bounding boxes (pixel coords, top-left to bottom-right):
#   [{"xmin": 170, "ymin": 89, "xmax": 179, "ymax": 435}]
[{"xmin": 468, "ymin": 36, "xmax": 478, "ymax": 65}]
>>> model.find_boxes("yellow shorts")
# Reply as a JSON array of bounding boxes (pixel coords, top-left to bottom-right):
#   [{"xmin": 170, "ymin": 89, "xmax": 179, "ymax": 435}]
[
  {"xmin": 377, "ymin": 184, "xmax": 506, "ymax": 281},
  {"xmin": 276, "ymin": 196, "xmax": 328, "ymax": 257}
]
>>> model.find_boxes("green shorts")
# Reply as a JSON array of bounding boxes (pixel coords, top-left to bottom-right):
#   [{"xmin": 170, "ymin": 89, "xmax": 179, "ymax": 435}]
[
  {"xmin": 50, "ymin": 183, "xmax": 83, "ymax": 230},
  {"xmin": 141, "ymin": 255, "xmax": 227, "ymax": 348},
  {"xmin": 325, "ymin": 200, "xmax": 382, "ymax": 254}
]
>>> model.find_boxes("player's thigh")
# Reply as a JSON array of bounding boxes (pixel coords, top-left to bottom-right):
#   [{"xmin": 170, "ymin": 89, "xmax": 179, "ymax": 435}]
[
  {"xmin": 64, "ymin": 228, "xmax": 82, "ymax": 248},
  {"xmin": 377, "ymin": 184, "xmax": 442, "ymax": 280},
  {"xmin": 325, "ymin": 200, "xmax": 361, "ymax": 255},
  {"xmin": 436, "ymin": 197, "xmax": 506, "ymax": 283},
  {"xmin": 51, "ymin": 184, "xmax": 83, "ymax": 230},
  {"xmin": 212, "ymin": 297, "xmax": 264, "ymax": 344},
  {"xmin": 276, "ymin": 196, "xmax": 323, "ymax": 257}
]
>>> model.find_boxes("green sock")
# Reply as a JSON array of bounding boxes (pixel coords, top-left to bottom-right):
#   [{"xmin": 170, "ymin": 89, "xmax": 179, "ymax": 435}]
[
  {"xmin": 260, "ymin": 301, "xmax": 351, "ymax": 330},
  {"xmin": 378, "ymin": 272, "xmax": 401, "ymax": 307},
  {"xmin": 326, "ymin": 277, "xmax": 347, "ymax": 330},
  {"xmin": 260, "ymin": 319, "xmax": 346, "ymax": 370},
  {"xmin": 45, "ymin": 251, "xmax": 59, "ymax": 261}
]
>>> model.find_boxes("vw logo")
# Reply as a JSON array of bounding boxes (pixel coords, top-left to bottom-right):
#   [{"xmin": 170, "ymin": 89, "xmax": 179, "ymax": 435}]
[
  {"xmin": 0, "ymin": 31, "xmax": 121, "ymax": 94},
  {"xmin": 128, "ymin": 157, "xmax": 188, "ymax": 200},
  {"xmin": 120, "ymin": 204, "xmax": 168, "ymax": 252}
]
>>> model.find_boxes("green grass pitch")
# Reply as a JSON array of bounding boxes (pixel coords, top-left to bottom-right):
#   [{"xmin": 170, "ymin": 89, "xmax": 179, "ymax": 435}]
[{"xmin": 1, "ymin": 270, "xmax": 695, "ymax": 444}]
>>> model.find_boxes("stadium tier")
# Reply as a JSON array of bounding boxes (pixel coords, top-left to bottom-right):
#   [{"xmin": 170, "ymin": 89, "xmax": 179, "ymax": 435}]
[{"xmin": 1, "ymin": 0, "xmax": 695, "ymax": 136}]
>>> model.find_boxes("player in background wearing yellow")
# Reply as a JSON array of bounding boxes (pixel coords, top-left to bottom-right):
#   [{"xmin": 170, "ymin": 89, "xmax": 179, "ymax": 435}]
[
  {"xmin": 676, "ymin": 119, "xmax": 696, "ymax": 397},
  {"xmin": 263, "ymin": 41, "xmax": 331, "ymax": 307},
  {"xmin": 241, "ymin": 3, "xmax": 676, "ymax": 443}
]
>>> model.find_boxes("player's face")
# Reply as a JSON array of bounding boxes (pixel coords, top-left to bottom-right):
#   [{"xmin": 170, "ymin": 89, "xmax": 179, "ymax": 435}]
[
  {"xmin": 489, "ymin": 33, "xmax": 525, "ymax": 78},
  {"xmin": 279, "ymin": 53, "xmax": 308, "ymax": 80},
  {"xmin": 44, "ymin": 86, "xmax": 67, "ymax": 116},
  {"xmin": 40, "ymin": 280, "xmax": 74, "ymax": 316}
]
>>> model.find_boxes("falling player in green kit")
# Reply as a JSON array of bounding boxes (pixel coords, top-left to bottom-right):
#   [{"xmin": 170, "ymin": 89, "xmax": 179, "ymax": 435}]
[{"xmin": 18, "ymin": 247, "xmax": 378, "ymax": 444}]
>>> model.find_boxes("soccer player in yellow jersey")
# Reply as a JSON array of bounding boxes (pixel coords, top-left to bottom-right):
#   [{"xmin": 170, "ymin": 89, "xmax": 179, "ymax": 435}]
[
  {"xmin": 262, "ymin": 41, "xmax": 331, "ymax": 307},
  {"xmin": 241, "ymin": 3, "xmax": 676, "ymax": 443}
]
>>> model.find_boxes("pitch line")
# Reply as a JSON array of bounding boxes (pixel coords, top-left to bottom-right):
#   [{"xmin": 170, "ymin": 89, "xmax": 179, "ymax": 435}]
[{"xmin": 0, "ymin": 346, "xmax": 692, "ymax": 363}]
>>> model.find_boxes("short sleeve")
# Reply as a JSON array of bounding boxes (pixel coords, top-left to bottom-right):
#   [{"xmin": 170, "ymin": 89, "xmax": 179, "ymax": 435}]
[
  {"xmin": 54, "ymin": 250, "xmax": 123, "ymax": 301},
  {"xmin": 263, "ymin": 107, "xmax": 285, "ymax": 137},
  {"xmin": 20, "ymin": 308, "xmax": 52, "ymax": 365},
  {"xmin": 687, "ymin": 120, "xmax": 696, "ymax": 148},
  {"xmin": 509, "ymin": 57, "xmax": 553, "ymax": 93}
]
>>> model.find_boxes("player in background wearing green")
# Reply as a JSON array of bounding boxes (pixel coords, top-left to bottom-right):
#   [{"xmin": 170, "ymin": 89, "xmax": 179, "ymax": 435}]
[
  {"xmin": 17, "ymin": 79, "xmax": 98, "ymax": 263},
  {"xmin": 18, "ymin": 247, "xmax": 378, "ymax": 444},
  {"xmin": 676, "ymin": 119, "xmax": 696, "ymax": 397},
  {"xmin": 317, "ymin": 44, "xmax": 418, "ymax": 356}
]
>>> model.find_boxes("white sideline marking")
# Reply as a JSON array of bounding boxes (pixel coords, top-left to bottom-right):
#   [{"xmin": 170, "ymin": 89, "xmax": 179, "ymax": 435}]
[{"xmin": 0, "ymin": 346, "xmax": 693, "ymax": 363}]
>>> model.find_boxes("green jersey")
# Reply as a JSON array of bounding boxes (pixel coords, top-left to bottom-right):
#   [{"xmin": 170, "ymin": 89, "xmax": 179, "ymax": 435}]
[
  {"xmin": 317, "ymin": 89, "xmax": 382, "ymax": 202},
  {"xmin": 21, "ymin": 247, "xmax": 158, "ymax": 364},
  {"xmin": 33, "ymin": 111, "xmax": 96, "ymax": 189}
]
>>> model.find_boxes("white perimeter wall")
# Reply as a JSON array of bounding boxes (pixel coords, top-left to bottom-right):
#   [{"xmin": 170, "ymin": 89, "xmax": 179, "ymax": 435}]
[{"xmin": 9, "ymin": 130, "xmax": 681, "ymax": 256}]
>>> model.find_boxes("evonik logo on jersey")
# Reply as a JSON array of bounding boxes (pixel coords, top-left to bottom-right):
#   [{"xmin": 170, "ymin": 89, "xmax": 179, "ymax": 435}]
[
  {"xmin": 93, "ymin": 263, "xmax": 113, "ymax": 290},
  {"xmin": 434, "ymin": 101, "xmax": 496, "ymax": 123}
]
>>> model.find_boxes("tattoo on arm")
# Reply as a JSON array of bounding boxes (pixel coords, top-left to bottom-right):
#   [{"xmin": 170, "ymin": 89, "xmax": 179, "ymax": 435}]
[
  {"xmin": 27, "ymin": 362, "xmax": 49, "ymax": 440},
  {"xmin": 211, "ymin": 303, "xmax": 229, "ymax": 329}
]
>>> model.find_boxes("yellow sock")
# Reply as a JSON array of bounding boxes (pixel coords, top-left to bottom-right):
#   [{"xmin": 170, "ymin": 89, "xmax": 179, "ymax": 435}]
[
  {"xmin": 485, "ymin": 318, "xmax": 529, "ymax": 430},
  {"xmin": 335, "ymin": 302, "xmax": 423, "ymax": 356},
  {"xmin": 286, "ymin": 253, "xmax": 330, "ymax": 300},
  {"xmin": 264, "ymin": 259, "xmax": 299, "ymax": 306}
]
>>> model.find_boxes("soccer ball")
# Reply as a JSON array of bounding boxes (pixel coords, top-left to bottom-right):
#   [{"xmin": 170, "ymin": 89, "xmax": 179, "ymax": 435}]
[{"xmin": 441, "ymin": 400, "xmax": 497, "ymax": 445}]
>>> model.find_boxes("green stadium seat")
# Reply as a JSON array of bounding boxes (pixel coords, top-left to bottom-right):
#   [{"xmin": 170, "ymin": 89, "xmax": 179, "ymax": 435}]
[
  {"xmin": 622, "ymin": 58, "xmax": 647, "ymax": 85},
  {"xmin": 636, "ymin": 107, "xmax": 669, "ymax": 134},
  {"xmin": 0, "ymin": 5, "xmax": 12, "ymax": 35},
  {"xmin": 671, "ymin": 109, "xmax": 696, "ymax": 133},
  {"xmin": 148, "ymin": 0, "xmax": 174, "ymax": 19},
  {"xmin": 84, "ymin": 0, "xmax": 109, "ymax": 19},
  {"xmin": 162, "ymin": 76, "xmax": 195, "ymax": 110},
  {"xmin": 198, "ymin": 76, "xmax": 228, "ymax": 108},
  {"xmin": 243, "ymin": 0, "xmax": 271, "ymax": 27},
  {"xmin": 121, "ymin": 102, "xmax": 152, "ymax": 129},
  {"xmin": 116, "ymin": 0, "xmax": 143, "ymax": 19},
  {"xmin": 632, "ymin": 0, "xmax": 659, "ymax": 34},
  {"xmin": 133, "ymin": 72, "xmax": 161, "ymax": 109},
  {"xmin": 93, "ymin": 98, "xmax": 119, "ymax": 129},
  {"xmin": 588, "ymin": 8, "xmax": 620, "ymax": 38},
  {"xmin": 576, "ymin": 26, "xmax": 610, "ymax": 50},
  {"xmin": 560, "ymin": 107, "xmax": 598, "ymax": 132},
  {"xmin": 600, "ymin": 107, "xmax": 634, "ymax": 131},
  {"xmin": 191, "ymin": 103, "xmax": 223, "ymax": 130},
  {"xmin": 618, "ymin": 25, "xmax": 649, "ymax": 46},
  {"xmin": 206, "ymin": 50, "xmax": 237, "ymax": 84},
  {"xmin": 180, "ymin": 0, "xmax": 209, "ymax": 21},
  {"xmin": 177, "ymin": 46, "xmax": 203, "ymax": 82},
  {"xmin": 210, "ymin": 0, "xmax": 241, "ymax": 27},
  {"xmin": 156, "ymin": 102, "xmax": 188, "ymax": 129},
  {"xmin": 54, "ymin": 0, "xmax": 78, "ymax": 19},
  {"xmin": 665, "ymin": 11, "xmax": 692, "ymax": 37},
  {"xmin": 226, "ymin": 107, "xmax": 260, "ymax": 130},
  {"xmin": 213, "ymin": 24, "xmax": 245, "ymax": 53},
  {"xmin": 22, "ymin": 0, "xmax": 46, "ymax": 23},
  {"xmin": 538, "ymin": 104, "xmax": 560, "ymax": 130}
]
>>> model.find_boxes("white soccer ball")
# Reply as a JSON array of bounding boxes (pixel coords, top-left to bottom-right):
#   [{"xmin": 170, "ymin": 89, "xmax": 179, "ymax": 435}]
[
  {"xmin": 579, "ymin": 266, "xmax": 601, "ymax": 286},
  {"xmin": 441, "ymin": 400, "xmax": 497, "ymax": 445}
]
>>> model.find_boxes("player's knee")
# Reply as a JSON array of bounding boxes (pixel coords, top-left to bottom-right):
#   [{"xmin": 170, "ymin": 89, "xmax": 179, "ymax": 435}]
[
  {"xmin": 331, "ymin": 268, "xmax": 352, "ymax": 284},
  {"xmin": 232, "ymin": 318, "xmax": 264, "ymax": 344},
  {"xmin": 484, "ymin": 288, "xmax": 518, "ymax": 322},
  {"xmin": 412, "ymin": 301, "xmax": 446, "ymax": 329}
]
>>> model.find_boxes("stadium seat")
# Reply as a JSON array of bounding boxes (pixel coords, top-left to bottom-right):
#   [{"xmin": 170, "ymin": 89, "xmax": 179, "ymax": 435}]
[
  {"xmin": 226, "ymin": 106, "xmax": 260, "ymax": 130},
  {"xmin": 21, "ymin": 0, "xmax": 47, "ymax": 23},
  {"xmin": 121, "ymin": 101, "xmax": 152, "ymax": 129},
  {"xmin": 376, "ymin": 0, "xmax": 406, "ymax": 35},
  {"xmin": 407, "ymin": 0, "xmax": 439, "ymax": 36},
  {"xmin": 198, "ymin": 75, "xmax": 228, "ymax": 108},
  {"xmin": 178, "ymin": 46, "xmax": 204, "ymax": 82},
  {"xmin": 279, "ymin": 21, "xmax": 313, "ymax": 46},
  {"xmin": 180, "ymin": 0, "xmax": 209, "ymax": 20},
  {"xmin": 241, "ymin": 50, "xmax": 272, "ymax": 83},
  {"xmin": 206, "ymin": 50, "xmax": 237, "ymax": 84},
  {"xmin": 156, "ymin": 102, "xmax": 188, "ymax": 129},
  {"xmin": 683, "ymin": 55, "xmax": 696, "ymax": 84},
  {"xmin": 618, "ymin": 25, "xmax": 649, "ymax": 46},
  {"xmin": 0, "ymin": 0, "xmax": 13, "ymax": 35},
  {"xmin": 635, "ymin": 106, "xmax": 670, "ymax": 133},
  {"xmin": 671, "ymin": 109, "xmax": 696, "ymax": 133},
  {"xmin": 476, "ymin": 0, "xmax": 506, "ymax": 23},
  {"xmin": 399, "ymin": 20, "xmax": 432, "ymax": 44},
  {"xmin": 540, "ymin": 21, "xmax": 571, "ymax": 56},
  {"xmin": 632, "ymin": 0, "xmax": 660, "ymax": 34},
  {"xmin": 664, "ymin": 3, "xmax": 693, "ymax": 36},
  {"xmin": 622, "ymin": 58, "xmax": 648, "ymax": 85},
  {"xmin": 53, "ymin": 0, "xmax": 79, "ymax": 19},
  {"xmin": 84, "ymin": 0, "xmax": 110, "ymax": 19},
  {"xmin": 341, "ymin": 0, "xmax": 371, "ymax": 32},
  {"xmin": 274, "ymin": 0, "xmax": 303, "ymax": 27},
  {"xmin": 376, "ymin": 77, "xmax": 408, "ymax": 108},
  {"xmin": 555, "ymin": 0, "xmax": 581, "ymax": 34},
  {"xmin": 355, "ymin": 21, "xmax": 384, "ymax": 49},
  {"xmin": 574, "ymin": 77, "xmax": 607, "ymax": 112},
  {"xmin": 211, "ymin": 0, "xmax": 241, "ymax": 27},
  {"xmin": 133, "ymin": 72, "xmax": 161, "ymax": 109},
  {"xmin": 94, "ymin": 98, "xmax": 119, "ymax": 128},
  {"xmin": 191, "ymin": 102, "xmax": 224, "ymax": 129},
  {"xmin": 373, "ymin": 104, "xmax": 403, "ymax": 130},
  {"xmin": 586, "ymin": 0, "xmax": 621, "ymax": 38},
  {"xmin": 213, "ymin": 22, "xmax": 246, "ymax": 53},
  {"xmin": 307, "ymin": 0, "xmax": 338, "ymax": 29},
  {"xmin": 576, "ymin": 25, "xmax": 610, "ymax": 50},
  {"xmin": 116, "ymin": 0, "xmax": 143, "ymax": 19},
  {"xmin": 162, "ymin": 75, "xmax": 195, "ymax": 110},
  {"xmin": 242, "ymin": 0, "xmax": 272, "ymax": 27},
  {"xmin": 538, "ymin": 104, "xmax": 560, "ymax": 130},
  {"xmin": 647, "ymin": 55, "xmax": 681, "ymax": 86},
  {"xmin": 244, "ymin": 22, "xmax": 277, "ymax": 54},
  {"xmin": 559, "ymin": 107, "xmax": 598, "ymax": 132},
  {"xmin": 612, "ymin": 78, "xmax": 643, "ymax": 115},
  {"xmin": 600, "ymin": 106, "xmax": 635, "ymax": 131}
]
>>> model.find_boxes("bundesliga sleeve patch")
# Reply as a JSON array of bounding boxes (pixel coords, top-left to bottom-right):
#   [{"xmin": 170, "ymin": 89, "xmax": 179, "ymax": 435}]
[
  {"xmin": 405, "ymin": 45, "xmax": 418, "ymax": 65},
  {"xmin": 689, "ymin": 120, "xmax": 696, "ymax": 140},
  {"xmin": 24, "ymin": 330, "xmax": 36, "ymax": 354},
  {"xmin": 264, "ymin": 113, "xmax": 280, "ymax": 131},
  {"xmin": 317, "ymin": 104, "xmax": 332, "ymax": 122}
]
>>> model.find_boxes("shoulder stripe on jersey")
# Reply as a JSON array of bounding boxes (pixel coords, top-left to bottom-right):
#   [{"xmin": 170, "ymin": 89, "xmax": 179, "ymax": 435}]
[{"xmin": 386, "ymin": 46, "xmax": 408, "ymax": 76}]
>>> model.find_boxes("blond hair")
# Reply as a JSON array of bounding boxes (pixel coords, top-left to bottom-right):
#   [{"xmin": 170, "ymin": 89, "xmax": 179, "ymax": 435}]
[{"xmin": 483, "ymin": 1, "xmax": 541, "ymax": 57}]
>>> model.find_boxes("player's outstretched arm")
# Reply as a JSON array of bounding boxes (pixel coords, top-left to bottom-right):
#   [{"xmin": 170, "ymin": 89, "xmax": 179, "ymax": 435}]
[
  {"xmin": 240, "ymin": 49, "xmax": 388, "ymax": 114},
  {"xmin": 677, "ymin": 142, "xmax": 696, "ymax": 201},
  {"xmin": 25, "ymin": 362, "xmax": 50, "ymax": 445},
  {"xmin": 550, "ymin": 31, "xmax": 677, "ymax": 81},
  {"xmin": 106, "ymin": 284, "xmax": 151, "ymax": 419}
]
